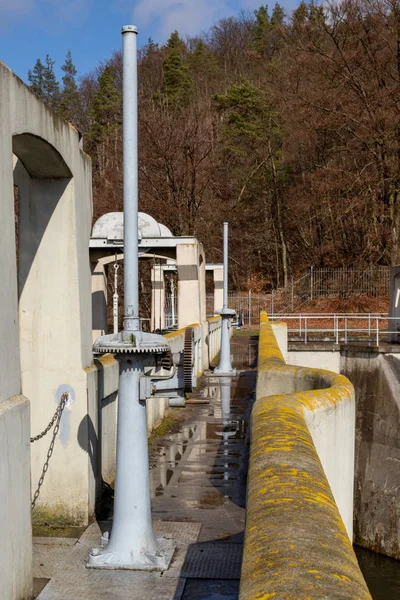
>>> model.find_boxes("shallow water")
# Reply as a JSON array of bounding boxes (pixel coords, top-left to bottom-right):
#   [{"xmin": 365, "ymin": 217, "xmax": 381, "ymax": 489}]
[{"xmin": 355, "ymin": 546, "xmax": 400, "ymax": 599}]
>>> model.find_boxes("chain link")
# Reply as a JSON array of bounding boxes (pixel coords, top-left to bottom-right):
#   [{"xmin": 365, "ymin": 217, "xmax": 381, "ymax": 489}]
[{"xmin": 30, "ymin": 393, "xmax": 68, "ymax": 509}]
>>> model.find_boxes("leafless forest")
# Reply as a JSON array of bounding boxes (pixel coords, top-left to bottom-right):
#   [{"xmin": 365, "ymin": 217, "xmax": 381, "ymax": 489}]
[{"xmin": 61, "ymin": 0, "xmax": 400, "ymax": 291}]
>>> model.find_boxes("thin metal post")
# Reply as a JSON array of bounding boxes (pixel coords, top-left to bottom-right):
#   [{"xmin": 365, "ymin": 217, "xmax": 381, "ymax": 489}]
[
  {"xmin": 272, "ymin": 289, "xmax": 275, "ymax": 316},
  {"xmin": 223, "ymin": 222, "xmax": 228, "ymax": 309},
  {"xmin": 310, "ymin": 266, "xmax": 314, "ymax": 301},
  {"xmin": 345, "ymin": 316, "xmax": 347, "ymax": 344},
  {"xmin": 123, "ymin": 25, "xmax": 140, "ymax": 333},
  {"xmin": 159, "ymin": 262, "xmax": 162, "ymax": 330},
  {"xmin": 304, "ymin": 318, "xmax": 307, "ymax": 344},
  {"xmin": 171, "ymin": 278, "xmax": 176, "ymax": 327},
  {"xmin": 376, "ymin": 318, "xmax": 379, "ymax": 346},
  {"xmin": 291, "ymin": 275, "xmax": 294, "ymax": 312},
  {"xmin": 248, "ymin": 290, "xmax": 252, "ymax": 327},
  {"xmin": 215, "ymin": 222, "xmax": 236, "ymax": 376},
  {"xmin": 113, "ymin": 260, "xmax": 119, "ymax": 334}
]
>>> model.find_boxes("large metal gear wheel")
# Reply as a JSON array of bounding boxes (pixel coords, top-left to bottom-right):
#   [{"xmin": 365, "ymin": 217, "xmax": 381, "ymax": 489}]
[{"xmin": 183, "ymin": 327, "xmax": 195, "ymax": 393}]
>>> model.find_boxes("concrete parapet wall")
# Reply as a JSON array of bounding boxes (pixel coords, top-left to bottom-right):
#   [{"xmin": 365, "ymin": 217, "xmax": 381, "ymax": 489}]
[
  {"xmin": 0, "ymin": 396, "xmax": 32, "ymax": 600},
  {"xmin": 288, "ymin": 348, "xmax": 341, "ymax": 373},
  {"xmin": 207, "ymin": 316, "xmax": 222, "ymax": 364},
  {"xmin": 240, "ymin": 312, "xmax": 370, "ymax": 600}
]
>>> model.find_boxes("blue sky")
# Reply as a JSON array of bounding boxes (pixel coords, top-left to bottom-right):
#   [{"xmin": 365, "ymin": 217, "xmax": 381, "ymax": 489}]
[{"xmin": 0, "ymin": 0, "xmax": 300, "ymax": 84}]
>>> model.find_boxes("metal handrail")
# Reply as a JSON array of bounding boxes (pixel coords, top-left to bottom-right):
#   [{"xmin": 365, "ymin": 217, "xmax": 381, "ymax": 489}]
[{"xmin": 269, "ymin": 314, "xmax": 397, "ymax": 345}]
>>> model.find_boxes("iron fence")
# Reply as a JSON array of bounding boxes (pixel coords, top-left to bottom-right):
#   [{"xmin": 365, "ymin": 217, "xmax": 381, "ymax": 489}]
[
  {"xmin": 309, "ymin": 267, "xmax": 390, "ymax": 299},
  {"xmin": 206, "ymin": 267, "xmax": 390, "ymax": 326}
]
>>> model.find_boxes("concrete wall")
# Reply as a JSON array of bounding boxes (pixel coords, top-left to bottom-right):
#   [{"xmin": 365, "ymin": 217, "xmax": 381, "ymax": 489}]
[
  {"xmin": 240, "ymin": 313, "xmax": 370, "ymax": 600},
  {"xmin": 0, "ymin": 397, "xmax": 32, "ymax": 600},
  {"xmin": 91, "ymin": 258, "xmax": 108, "ymax": 342},
  {"xmin": 1, "ymin": 58, "xmax": 96, "ymax": 568},
  {"xmin": 288, "ymin": 349, "xmax": 341, "ymax": 373},
  {"xmin": 341, "ymin": 349, "xmax": 400, "ymax": 559},
  {"xmin": 1, "ymin": 60, "xmax": 89, "ymax": 598}
]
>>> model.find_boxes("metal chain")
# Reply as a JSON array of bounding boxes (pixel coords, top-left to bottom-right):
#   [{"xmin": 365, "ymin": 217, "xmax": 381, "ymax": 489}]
[
  {"xmin": 30, "ymin": 393, "xmax": 68, "ymax": 443},
  {"xmin": 30, "ymin": 393, "xmax": 68, "ymax": 509}
]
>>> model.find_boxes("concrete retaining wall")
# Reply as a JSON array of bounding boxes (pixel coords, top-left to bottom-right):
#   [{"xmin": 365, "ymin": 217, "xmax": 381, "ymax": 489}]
[
  {"xmin": 240, "ymin": 312, "xmax": 370, "ymax": 600},
  {"xmin": 342, "ymin": 349, "xmax": 400, "ymax": 559}
]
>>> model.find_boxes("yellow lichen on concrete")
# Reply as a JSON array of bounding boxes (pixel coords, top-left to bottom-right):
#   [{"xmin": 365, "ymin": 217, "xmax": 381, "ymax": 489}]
[
  {"xmin": 163, "ymin": 323, "xmax": 200, "ymax": 340},
  {"xmin": 239, "ymin": 311, "xmax": 371, "ymax": 600},
  {"xmin": 207, "ymin": 315, "xmax": 221, "ymax": 323}
]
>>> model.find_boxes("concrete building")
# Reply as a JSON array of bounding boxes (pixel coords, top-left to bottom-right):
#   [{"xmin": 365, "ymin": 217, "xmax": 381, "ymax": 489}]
[{"xmin": 1, "ymin": 60, "xmax": 94, "ymax": 599}]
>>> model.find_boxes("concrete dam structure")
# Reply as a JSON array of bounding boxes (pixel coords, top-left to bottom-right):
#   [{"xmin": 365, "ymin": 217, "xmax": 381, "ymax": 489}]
[{"xmin": 1, "ymin": 45, "xmax": 400, "ymax": 599}]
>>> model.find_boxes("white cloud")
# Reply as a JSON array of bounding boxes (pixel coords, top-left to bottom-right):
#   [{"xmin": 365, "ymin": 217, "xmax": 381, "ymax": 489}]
[{"xmin": 133, "ymin": 0, "xmax": 239, "ymax": 39}]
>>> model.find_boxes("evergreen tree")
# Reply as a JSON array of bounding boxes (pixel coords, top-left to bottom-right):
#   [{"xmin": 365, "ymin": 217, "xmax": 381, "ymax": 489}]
[
  {"xmin": 28, "ymin": 58, "xmax": 46, "ymax": 101},
  {"xmin": 189, "ymin": 40, "xmax": 218, "ymax": 90},
  {"xmin": 253, "ymin": 3, "xmax": 285, "ymax": 58},
  {"xmin": 42, "ymin": 54, "xmax": 60, "ymax": 108},
  {"xmin": 88, "ymin": 65, "xmax": 122, "ymax": 176},
  {"xmin": 214, "ymin": 81, "xmax": 289, "ymax": 287},
  {"xmin": 160, "ymin": 31, "xmax": 191, "ymax": 107},
  {"xmin": 89, "ymin": 65, "xmax": 121, "ymax": 143},
  {"xmin": 28, "ymin": 54, "xmax": 59, "ymax": 109},
  {"xmin": 59, "ymin": 50, "xmax": 79, "ymax": 123}
]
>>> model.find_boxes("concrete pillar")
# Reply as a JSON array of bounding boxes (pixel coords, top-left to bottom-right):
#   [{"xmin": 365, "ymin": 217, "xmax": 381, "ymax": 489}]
[
  {"xmin": 177, "ymin": 242, "xmax": 203, "ymax": 328},
  {"xmin": 213, "ymin": 266, "xmax": 224, "ymax": 313},
  {"xmin": 91, "ymin": 258, "xmax": 108, "ymax": 342},
  {"xmin": 177, "ymin": 241, "xmax": 208, "ymax": 371},
  {"xmin": 151, "ymin": 264, "xmax": 165, "ymax": 331},
  {"xmin": 1, "ymin": 151, "xmax": 32, "ymax": 599}
]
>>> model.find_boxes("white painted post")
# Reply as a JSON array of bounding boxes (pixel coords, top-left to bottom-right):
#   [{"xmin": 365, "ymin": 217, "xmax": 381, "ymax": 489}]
[
  {"xmin": 310, "ymin": 265, "xmax": 314, "ymax": 301},
  {"xmin": 113, "ymin": 261, "xmax": 119, "ymax": 334},
  {"xmin": 291, "ymin": 275, "xmax": 294, "ymax": 312},
  {"xmin": 248, "ymin": 290, "xmax": 252, "ymax": 327},
  {"xmin": 171, "ymin": 277, "xmax": 176, "ymax": 328},
  {"xmin": 88, "ymin": 25, "xmax": 173, "ymax": 571},
  {"xmin": 215, "ymin": 223, "xmax": 236, "ymax": 376}
]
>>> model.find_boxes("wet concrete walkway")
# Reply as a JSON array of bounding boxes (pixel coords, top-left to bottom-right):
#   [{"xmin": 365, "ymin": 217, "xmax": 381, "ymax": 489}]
[
  {"xmin": 33, "ymin": 334, "xmax": 256, "ymax": 600},
  {"xmin": 150, "ymin": 370, "xmax": 255, "ymax": 599}
]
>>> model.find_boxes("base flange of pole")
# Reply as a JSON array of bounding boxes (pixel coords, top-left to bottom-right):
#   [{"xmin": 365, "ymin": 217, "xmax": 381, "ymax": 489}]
[{"xmin": 87, "ymin": 535, "xmax": 175, "ymax": 571}]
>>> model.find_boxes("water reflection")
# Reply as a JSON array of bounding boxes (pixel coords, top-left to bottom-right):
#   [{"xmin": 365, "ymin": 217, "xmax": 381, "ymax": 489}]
[
  {"xmin": 355, "ymin": 546, "xmax": 400, "ymax": 599},
  {"xmin": 149, "ymin": 376, "xmax": 247, "ymax": 507}
]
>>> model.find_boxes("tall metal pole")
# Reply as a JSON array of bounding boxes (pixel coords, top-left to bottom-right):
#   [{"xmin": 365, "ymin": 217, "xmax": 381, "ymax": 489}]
[
  {"xmin": 123, "ymin": 25, "xmax": 140, "ymax": 334},
  {"xmin": 88, "ymin": 25, "xmax": 174, "ymax": 571},
  {"xmin": 215, "ymin": 222, "xmax": 236, "ymax": 376},
  {"xmin": 223, "ymin": 222, "xmax": 228, "ymax": 309}
]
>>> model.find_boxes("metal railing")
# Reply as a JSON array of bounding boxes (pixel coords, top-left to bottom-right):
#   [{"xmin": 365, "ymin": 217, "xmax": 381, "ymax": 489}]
[
  {"xmin": 164, "ymin": 293, "xmax": 178, "ymax": 329},
  {"xmin": 269, "ymin": 314, "xmax": 398, "ymax": 345}
]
